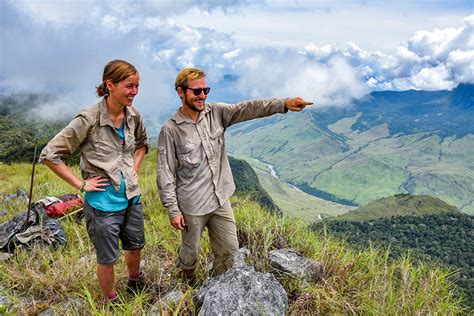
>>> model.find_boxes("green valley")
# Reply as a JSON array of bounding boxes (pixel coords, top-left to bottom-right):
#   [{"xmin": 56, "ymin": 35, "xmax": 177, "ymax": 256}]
[{"xmin": 227, "ymin": 84, "xmax": 474, "ymax": 215}]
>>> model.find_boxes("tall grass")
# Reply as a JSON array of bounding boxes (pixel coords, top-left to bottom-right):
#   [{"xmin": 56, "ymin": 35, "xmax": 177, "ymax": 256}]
[{"xmin": 0, "ymin": 153, "xmax": 467, "ymax": 314}]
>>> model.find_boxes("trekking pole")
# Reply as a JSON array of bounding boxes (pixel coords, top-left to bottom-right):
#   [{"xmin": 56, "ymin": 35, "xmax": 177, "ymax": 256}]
[{"xmin": 25, "ymin": 144, "xmax": 38, "ymax": 225}]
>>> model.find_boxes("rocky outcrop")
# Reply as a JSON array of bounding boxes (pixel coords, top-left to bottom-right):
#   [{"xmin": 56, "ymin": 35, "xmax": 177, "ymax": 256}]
[
  {"xmin": 194, "ymin": 266, "xmax": 288, "ymax": 316},
  {"xmin": 269, "ymin": 248, "xmax": 324, "ymax": 282}
]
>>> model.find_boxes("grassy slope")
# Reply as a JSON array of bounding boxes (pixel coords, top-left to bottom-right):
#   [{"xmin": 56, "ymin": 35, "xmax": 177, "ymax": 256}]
[
  {"xmin": 226, "ymin": 112, "xmax": 474, "ymax": 214},
  {"xmin": 0, "ymin": 152, "xmax": 467, "ymax": 314}
]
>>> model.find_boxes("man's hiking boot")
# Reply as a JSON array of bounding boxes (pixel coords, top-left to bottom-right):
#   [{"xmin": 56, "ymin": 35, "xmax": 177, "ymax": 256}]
[
  {"xmin": 127, "ymin": 271, "xmax": 146, "ymax": 294},
  {"xmin": 177, "ymin": 269, "xmax": 197, "ymax": 287}
]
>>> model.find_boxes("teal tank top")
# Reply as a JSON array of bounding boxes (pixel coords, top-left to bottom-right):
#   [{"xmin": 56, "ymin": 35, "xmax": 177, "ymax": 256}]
[{"xmin": 84, "ymin": 123, "xmax": 139, "ymax": 212}]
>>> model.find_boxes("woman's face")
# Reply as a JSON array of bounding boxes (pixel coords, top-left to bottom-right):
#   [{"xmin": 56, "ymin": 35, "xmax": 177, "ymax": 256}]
[{"xmin": 107, "ymin": 73, "xmax": 140, "ymax": 107}]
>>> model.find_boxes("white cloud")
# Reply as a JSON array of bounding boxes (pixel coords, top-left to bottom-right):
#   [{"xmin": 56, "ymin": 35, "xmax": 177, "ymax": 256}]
[
  {"xmin": 234, "ymin": 50, "xmax": 367, "ymax": 106},
  {"xmin": 447, "ymin": 50, "xmax": 474, "ymax": 83},
  {"xmin": 0, "ymin": 1, "xmax": 472, "ymax": 120},
  {"xmin": 410, "ymin": 64, "xmax": 455, "ymax": 90},
  {"xmin": 299, "ymin": 14, "xmax": 474, "ymax": 91}
]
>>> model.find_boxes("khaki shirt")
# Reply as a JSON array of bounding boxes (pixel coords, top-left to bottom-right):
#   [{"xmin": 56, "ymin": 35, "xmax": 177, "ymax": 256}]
[
  {"xmin": 157, "ymin": 98, "xmax": 287, "ymax": 218},
  {"xmin": 39, "ymin": 98, "xmax": 148, "ymax": 199}
]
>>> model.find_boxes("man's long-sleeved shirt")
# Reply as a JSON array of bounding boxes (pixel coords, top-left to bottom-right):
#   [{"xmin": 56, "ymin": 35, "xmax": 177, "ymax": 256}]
[
  {"xmin": 157, "ymin": 98, "xmax": 287, "ymax": 218},
  {"xmin": 39, "ymin": 99, "xmax": 148, "ymax": 200}
]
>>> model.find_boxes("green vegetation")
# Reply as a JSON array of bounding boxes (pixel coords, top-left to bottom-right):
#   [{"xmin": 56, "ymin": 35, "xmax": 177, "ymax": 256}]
[
  {"xmin": 312, "ymin": 212, "xmax": 474, "ymax": 309},
  {"xmin": 0, "ymin": 153, "xmax": 467, "ymax": 314},
  {"xmin": 0, "ymin": 93, "xmax": 79, "ymax": 165},
  {"xmin": 335, "ymin": 194, "xmax": 458, "ymax": 221},
  {"xmin": 228, "ymin": 156, "xmax": 280, "ymax": 214}
]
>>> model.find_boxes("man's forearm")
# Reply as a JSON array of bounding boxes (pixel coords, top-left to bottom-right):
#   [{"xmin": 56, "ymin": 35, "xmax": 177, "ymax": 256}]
[{"xmin": 222, "ymin": 98, "xmax": 287, "ymax": 127}]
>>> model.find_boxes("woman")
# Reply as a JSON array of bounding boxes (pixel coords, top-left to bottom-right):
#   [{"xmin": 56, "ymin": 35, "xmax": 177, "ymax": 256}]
[{"xmin": 39, "ymin": 60, "xmax": 148, "ymax": 302}]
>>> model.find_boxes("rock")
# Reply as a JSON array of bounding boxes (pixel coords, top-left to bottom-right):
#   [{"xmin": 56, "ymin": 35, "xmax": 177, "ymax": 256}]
[
  {"xmin": 0, "ymin": 210, "xmax": 7, "ymax": 217},
  {"xmin": 148, "ymin": 289, "xmax": 184, "ymax": 315},
  {"xmin": 269, "ymin": 249, "xmax": 324, "ymax": 282},
  {"xmin": 0, "ymin": 286, "xmax": 12, "ymax": 312},
  {"xmin": 233, "ymin": 247, "xmax": 250, "ymax": 268},
  {"xmin": 3, "ymin": 189, "xmax": 29, "ymax": 204},
  {"xmin": 38, "ymin": 297, "xmax": 85, "ymax": 315},
  {"xmin": 161, "ymin": 289, "xmax": 184, "ymax": 305},
  {"xmin": 194, "ymin": 267, "xmax": 288, "ymax": 316},
  {"xmin": 0, "ymin": 252, "xmax": 12, "ymax": 261}
]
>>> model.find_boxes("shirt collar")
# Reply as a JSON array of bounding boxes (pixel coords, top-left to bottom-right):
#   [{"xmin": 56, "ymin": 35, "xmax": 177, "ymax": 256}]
[
  {"xmin": 171, "ymin": 104, "xmax": 211, "ymax": 125},
  {"xmin": 98, "ymin": 98, "xmax": 136, "ymax": 127}
]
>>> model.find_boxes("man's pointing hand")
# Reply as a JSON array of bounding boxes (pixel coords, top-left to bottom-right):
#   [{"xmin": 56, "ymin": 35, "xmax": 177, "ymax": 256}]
[{"xmin": 285, "ymin": 97, "xmax": 313, "ymax": 112}]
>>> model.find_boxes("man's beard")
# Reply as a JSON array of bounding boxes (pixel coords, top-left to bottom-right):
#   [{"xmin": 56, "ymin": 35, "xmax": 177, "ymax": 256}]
[{"xmin": 184, "ymin": 94, "xmax": 205, "ymax": 112}]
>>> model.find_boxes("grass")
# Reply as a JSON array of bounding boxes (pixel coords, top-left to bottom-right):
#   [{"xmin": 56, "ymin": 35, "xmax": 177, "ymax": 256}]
[{"xmin": 0, "ymin": 152, "xmax": 468, "ymax": 314}]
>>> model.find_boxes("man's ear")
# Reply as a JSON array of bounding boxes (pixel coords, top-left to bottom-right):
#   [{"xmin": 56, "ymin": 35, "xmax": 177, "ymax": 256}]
[{"xmin": 177, "ymin": 87, "xmax": 185, "ymax": 98}]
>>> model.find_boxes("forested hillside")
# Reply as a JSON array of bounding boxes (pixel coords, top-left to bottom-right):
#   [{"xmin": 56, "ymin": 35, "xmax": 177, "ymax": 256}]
[
  {"xmin": 229, "ymin": 156, "xmax": 280, "ymax": 214},
  {"xmin": 312, "ymin": 212, "xmax": 474, "ymax": 308},
  {"xmin": 335, "ymin": 194, "xmax": 458, "ymax": 221},
  {"xmin": 0, "ymin": 94, "xmax": 75, "ymax": 164}
]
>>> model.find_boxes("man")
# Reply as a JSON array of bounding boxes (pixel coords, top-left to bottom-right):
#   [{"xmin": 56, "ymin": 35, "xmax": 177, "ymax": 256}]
[{"xmin": 157, "ymin": 67, "xmax": 312, "ymax": 281}]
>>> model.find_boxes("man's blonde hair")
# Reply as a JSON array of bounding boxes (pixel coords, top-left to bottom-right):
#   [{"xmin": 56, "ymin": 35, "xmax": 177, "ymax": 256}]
[{"xmin": 175, "ymin": 67, "xmax": 206, "ymax": 90}]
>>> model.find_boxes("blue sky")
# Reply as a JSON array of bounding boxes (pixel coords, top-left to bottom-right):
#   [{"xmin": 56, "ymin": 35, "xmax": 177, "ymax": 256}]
[{"xmin": 0, "ymin": 0, "xmax": 472, "ymax": 117}]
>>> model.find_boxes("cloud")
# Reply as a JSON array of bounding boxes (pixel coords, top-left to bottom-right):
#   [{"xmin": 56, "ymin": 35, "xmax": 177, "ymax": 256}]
[
  {"xmin": 234, "ymin": 50, "xmax": 367, "ymax": 106},
  {"xmin": 0, "ymin": 1, "xmax": 472, "ymax": 121},
  {"xmin": 301, "ymin": 14, "xmax": 474, "ymax": 91}
]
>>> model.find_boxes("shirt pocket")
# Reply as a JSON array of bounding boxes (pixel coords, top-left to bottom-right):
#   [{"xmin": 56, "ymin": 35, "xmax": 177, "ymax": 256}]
[
  {"xmin": 177, "ymin": 142, "xmax": 200, "ymax": 168},
  {"xmin": 91, "ymin": 136, "xmax": 119, "ymax": 161},
  {"xmin": 209, "ymin": 127, "xmax": 224, "ymax": 158}
]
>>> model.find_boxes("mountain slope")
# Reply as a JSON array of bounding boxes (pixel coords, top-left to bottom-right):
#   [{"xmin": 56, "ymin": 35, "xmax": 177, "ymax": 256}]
[
  {"xmin": 334, "ymin": 194, "xmax": 458, "ymax": 221},
  {"xmin": 229, "ymin": 156, "xmax": 280, "ymax": 214},
  {"xmin": 227, "ymin": 84, "xmax": 474, "ymax": 214}
]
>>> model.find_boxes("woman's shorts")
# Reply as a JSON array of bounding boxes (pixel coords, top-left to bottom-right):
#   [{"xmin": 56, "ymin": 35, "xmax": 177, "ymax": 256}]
[{"xmin": 83, "ymin": 200, "xmax": 145, "ymax": 265}]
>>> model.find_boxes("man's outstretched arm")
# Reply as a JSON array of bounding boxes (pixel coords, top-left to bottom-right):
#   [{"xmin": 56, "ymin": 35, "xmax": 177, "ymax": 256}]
[{"xmin": 218, "ymin": 97, "xmax": 313, "ymax": 128}]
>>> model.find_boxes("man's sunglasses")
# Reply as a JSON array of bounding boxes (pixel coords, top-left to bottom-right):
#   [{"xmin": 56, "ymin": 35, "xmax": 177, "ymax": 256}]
[{"xmin": 184, "ymin": 87, "xmax": 211, "ymax": 96}]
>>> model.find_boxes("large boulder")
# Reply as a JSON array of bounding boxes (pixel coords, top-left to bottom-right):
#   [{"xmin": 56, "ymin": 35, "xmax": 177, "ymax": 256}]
[
  {"xmin": 269, "ymin": 248, "xmax": 324, "ymax": 282},
  {"xmin": 194, "ymin": 267, "xmax": 288, "ymax": 315}
]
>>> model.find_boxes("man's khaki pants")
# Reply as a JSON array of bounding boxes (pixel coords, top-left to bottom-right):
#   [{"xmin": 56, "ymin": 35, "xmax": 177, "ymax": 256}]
[{"xmin": 178, "ymin": 200, "xmax": 239, "ymax": 276}]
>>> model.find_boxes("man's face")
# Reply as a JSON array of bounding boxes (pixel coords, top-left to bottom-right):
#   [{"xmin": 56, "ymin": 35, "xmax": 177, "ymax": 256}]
[{"xmin": 181, "ymin": 78, "xmax": 208, "ymax": 113}]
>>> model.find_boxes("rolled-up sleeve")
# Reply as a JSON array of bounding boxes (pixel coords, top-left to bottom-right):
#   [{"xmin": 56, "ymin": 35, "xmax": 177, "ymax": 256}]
[
  {"xmin": 218, "ymin": 98, "xmax": 287, "ymax": 128},
  {"xmin": 156, "ymin": 127, "xmax": 180, "ymax": 218},
  {"xmin": 38, "ymin": 114, "xmax": 90, "ymax": 164}
]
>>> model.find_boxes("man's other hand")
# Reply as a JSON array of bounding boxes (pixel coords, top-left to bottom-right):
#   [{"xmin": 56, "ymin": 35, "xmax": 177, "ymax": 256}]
[
  {"xmin": 170, "ymin": 214, "xmax": 186, "ymax": 230},
  {"xmin": 285, "ymin": 97, "xmax": 313, "ymax": 112}
]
